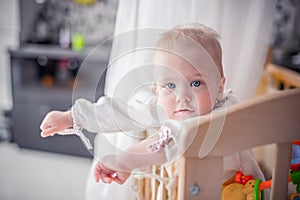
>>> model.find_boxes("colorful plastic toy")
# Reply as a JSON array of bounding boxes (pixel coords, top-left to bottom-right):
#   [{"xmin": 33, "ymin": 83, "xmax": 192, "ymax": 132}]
[{"xmin": 222, "ymin": 141, "xmax": 300, "ymax": 200}]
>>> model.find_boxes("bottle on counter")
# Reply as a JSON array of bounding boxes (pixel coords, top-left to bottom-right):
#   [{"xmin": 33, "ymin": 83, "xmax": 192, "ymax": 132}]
[
  {"xmin": 72, "ymin": 33, "xmax": 85, "ymax": 52},
  {"xmin": 59, "ymin": 21, "xmax": 71, "ymax": 48}
]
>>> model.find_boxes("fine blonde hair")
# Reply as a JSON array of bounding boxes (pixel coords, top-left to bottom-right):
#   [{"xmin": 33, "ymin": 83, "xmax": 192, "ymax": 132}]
[{"xmin": 155, "ymin": 22, "xmax": 224, "ymax": 77}]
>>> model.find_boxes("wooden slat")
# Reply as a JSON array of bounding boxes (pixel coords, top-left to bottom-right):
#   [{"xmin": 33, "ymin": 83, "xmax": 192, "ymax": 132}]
[
  {"xmin": 266, "ymin": 63, "xmax": 300, "ymax": 88},
  {"xmin": 271, "ymin": 143, "xmax": 293, "ymax": 199}
]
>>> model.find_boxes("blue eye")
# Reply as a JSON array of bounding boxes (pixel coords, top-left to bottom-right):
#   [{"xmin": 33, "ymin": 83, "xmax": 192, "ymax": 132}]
[
  {"xmin": 165, "ymin": 83, "xmax": 176, "ymax": 89},
  {"xmin": 191, "ymin": 80, "xmax": 202, "ymax": 87}
]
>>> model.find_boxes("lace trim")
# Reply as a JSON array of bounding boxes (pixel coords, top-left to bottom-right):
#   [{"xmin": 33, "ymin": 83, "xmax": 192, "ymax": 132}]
[
  {"xmin": 57, "ymin": 115, "xmax": 93, "ymax": 150},
  {"xmin": 147, "ymin": 126, "xmax": 173, "ymax": 152}
]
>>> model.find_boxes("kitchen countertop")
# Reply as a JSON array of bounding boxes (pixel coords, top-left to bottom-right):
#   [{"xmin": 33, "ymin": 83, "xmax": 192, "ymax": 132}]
[{"xmin": 9, "ymin": 44, "xmax": 110, "ymax": 62}]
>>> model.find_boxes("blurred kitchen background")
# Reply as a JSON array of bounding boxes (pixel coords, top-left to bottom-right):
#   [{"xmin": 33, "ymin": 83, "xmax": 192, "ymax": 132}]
[
  {"xmin": 0, "ymin": 0, "xmax": 118, "ymax": 199},
  {"xmin": 1, "ymin": 0, "xmax": 300, "ymax": 199}
]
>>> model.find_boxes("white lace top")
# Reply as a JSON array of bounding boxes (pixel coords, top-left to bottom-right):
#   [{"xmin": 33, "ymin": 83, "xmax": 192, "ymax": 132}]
[{"xmin": 68, "ymin": 89, "xmax": 265, "ymax": 183}]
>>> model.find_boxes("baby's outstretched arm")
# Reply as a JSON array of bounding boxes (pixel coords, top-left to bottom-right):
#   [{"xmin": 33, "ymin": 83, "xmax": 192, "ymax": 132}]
[
  {"xmin": 40, "ymin": 110, "xmax": 73, "ymax": 137},
  {"xmin": 40, "ymin": 96, "xmax": 166, "ymax": 138}
]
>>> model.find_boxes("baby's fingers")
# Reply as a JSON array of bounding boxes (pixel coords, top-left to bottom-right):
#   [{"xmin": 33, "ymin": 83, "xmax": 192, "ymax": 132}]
[
  {"xmin": 114, "ymin": 173, "xmax": 129, "ymax": 185},
  {"xmin": 98, "ymin": 172, "xmax": 113, "ymax": 184},
  {"xmin": 40, "ymin": 126, "xmax": 58, "ymax": 138},
  {"xmin": 94, "ymin": 170, "xmax": 101, "ymax": 182},
  {"xmin": 94, "ymin": 163, "xmax": 114, "ymax": 184},
  {"xmin": 113, "ymin": 177, "xmax": 124, "ymax": 185}
]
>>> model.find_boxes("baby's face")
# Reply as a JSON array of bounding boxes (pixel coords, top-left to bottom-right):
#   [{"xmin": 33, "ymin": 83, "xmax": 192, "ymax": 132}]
[{"xmin": 153, "ymin": 52, "xmax": 222, "ymax": 120}]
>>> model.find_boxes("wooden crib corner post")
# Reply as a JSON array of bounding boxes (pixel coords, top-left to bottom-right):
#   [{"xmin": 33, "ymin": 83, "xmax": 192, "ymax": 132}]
[
  {"xmin": 177, "ymin": 154, "xmax": 224, "ymax": 199},
  {"xmin": 177, "ymin": 157, "xmax": 185, "ymax": 200},
  {"xmin": 270, "ymin": 142, "xmax": 293, "ymax": 199}
]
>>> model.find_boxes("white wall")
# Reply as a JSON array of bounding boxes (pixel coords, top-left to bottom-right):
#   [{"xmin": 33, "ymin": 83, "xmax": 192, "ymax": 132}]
[{"xmin": 0, "ymin": 0, "xmax": 20, "ymax": 111}]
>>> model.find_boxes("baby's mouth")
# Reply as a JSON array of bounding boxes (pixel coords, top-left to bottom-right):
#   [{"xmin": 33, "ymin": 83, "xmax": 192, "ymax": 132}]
[{"xmin": 174, "ymin": 108, "xmax": 194, "ymax": 114}]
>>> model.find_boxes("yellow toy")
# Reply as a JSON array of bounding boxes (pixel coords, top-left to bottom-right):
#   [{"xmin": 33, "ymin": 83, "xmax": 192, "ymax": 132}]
[
  {"xmin": 222, "ymin": 141, "xmax": 300, "ymax": 200},
  {"xmin": 73, "ymin": 0, "xmax": 95, "ymax": 5},
  {"xmin": 222, "ymin": 180, "xmax": 259, "ymax": 200},
  {"xmin": 222, "ymin": 171, "xmax": 263, "ymax": 200}
]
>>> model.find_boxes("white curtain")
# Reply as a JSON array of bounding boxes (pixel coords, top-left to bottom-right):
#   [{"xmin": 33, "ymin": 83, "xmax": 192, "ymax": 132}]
[
  {"xmin": 106, "ymin": 0, "xmax": 276, "ymax": 101},
  {"xmin": 85, "ymin": 1, "xmax": 276, "ymax": 199}
]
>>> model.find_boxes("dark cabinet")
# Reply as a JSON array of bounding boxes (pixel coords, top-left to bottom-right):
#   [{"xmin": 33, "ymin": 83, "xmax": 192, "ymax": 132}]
[{"xmin": 10, "ymin": 45, "xmax": 108, "ymax": 157}]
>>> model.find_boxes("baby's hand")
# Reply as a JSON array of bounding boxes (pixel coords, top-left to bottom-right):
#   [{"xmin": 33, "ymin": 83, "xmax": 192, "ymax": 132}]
[
  {"xmin": 40, "ymin": 110, "xmax": 73, "ymax": 138},
  {"xmin": 94, "ymin": 154, "xmax": 131, "ymax": 185}
]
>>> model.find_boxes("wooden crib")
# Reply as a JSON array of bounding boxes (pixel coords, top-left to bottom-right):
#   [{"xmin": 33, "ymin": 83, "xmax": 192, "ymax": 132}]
[{"xmin": 133, "ymin": 88, "xmax": 300, "ymax": 200}]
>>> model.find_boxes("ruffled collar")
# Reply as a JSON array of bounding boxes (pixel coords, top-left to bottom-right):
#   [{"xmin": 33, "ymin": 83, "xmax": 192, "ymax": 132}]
[{"xmin": 213, "ymin": 89, "xmax": 238, "ymax": 110}]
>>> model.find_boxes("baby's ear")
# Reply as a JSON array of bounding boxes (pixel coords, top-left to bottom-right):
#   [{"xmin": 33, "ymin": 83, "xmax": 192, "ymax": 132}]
[
  {"xmin": 152, "ymin": 83, "xmax": 158, "ymax": 95},
  {"xmin": 217, "ymin": 77, "xmax": 226, "ymax": 100}
]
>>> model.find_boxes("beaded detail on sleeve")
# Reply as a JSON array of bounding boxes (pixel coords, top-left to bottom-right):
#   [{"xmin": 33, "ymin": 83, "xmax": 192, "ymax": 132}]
[
  {"xmin": 147, "ymin": 126, "xmax": 173, "ymax": 152},
  {"xmin": 57, "ymin": 115, "xmax": 93, "ymax": 150}
]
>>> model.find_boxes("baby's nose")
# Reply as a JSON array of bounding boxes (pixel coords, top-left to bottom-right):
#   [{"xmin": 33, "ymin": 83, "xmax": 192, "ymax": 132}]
[{"xmin": 175, "ymin": 88, "xmax": 191, "ymax": 102}]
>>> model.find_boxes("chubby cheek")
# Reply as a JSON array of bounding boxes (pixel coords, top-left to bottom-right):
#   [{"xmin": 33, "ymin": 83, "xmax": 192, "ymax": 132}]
[
  {"xmin": 196, "ymin": 92, "xmax": 214, "ymax": 115},
  {"xmin": 157, "ymin": 92, "xmax": 176, "ymax": 119}
]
